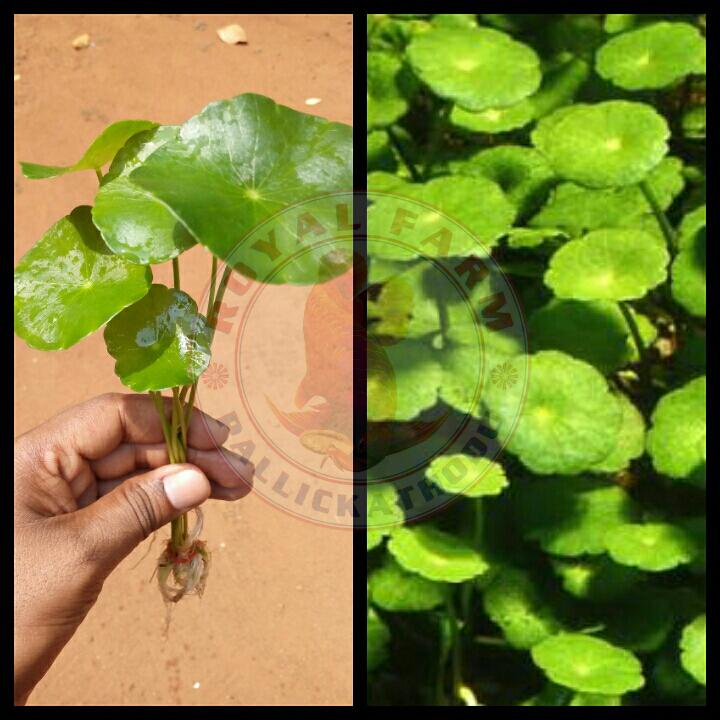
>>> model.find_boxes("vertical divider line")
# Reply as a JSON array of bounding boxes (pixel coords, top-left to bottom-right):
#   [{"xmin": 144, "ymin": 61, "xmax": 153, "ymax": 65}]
[{"xmin": 352, "ymin": 13, "xmax": 368, "ymax": 702}]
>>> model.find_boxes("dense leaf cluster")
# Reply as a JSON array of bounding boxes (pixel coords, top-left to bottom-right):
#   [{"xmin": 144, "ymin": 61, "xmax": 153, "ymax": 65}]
[{"xmin": 367, "ymin": 13, "xmax": 705, "ymax": 706}]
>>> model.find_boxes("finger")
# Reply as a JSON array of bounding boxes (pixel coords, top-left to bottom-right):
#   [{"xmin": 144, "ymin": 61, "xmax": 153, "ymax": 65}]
[
  {"xmin": 19, "ymin": 393, "xmax": 230, "ymax": 461},
  {"xmin": 91, "ymin": 443, "xmax": 254, "ymax": 489},
  {"xmin": 97, "ymin": 473, "xmax": 252, "ymax": 502},
  {"xmin": 76, "ymin": 463, "xmax": 212, "ymax": 569}
]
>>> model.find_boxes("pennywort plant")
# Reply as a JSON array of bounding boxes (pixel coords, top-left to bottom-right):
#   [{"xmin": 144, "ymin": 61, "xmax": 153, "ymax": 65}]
[
  {"xmin": 15, "ymin": 94, "xmax": 352, "ymax": 602},
  {"xmin": 367, "ymin": 14, "xmax": 705, "ymax": 706}
]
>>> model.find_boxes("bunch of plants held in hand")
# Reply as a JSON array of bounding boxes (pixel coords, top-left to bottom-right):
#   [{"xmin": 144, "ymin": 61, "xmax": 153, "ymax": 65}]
[
  {"xmin": 367, "ymin": 14, "xmax": 705, "ymax": 705},
  {"xmin": 15, "ymin": 94, "xmax": 353, "ymax": 602}
]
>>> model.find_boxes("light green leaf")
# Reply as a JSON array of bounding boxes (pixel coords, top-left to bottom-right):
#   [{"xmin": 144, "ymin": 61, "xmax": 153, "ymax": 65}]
[
  {"xmin": 92, "ymin": 125, "xmax": 196, "ymax": 264},
  {"xmin": 597, "ymin": 22, "xmax": 706, "ymax": 90},
  {"xmin": 485, "ymin": 351, "xmax": 623, "ymax": 475},
  {"xmin": 369, "ymin": 558, "xmax": 446, "ymax": 611},
  {"xmin": 129, "ymin": 94, "xmax": 353, "ymax": 284},
  {"xmin": 530, "ymin": 157, "xmax": 684, "ymax": 234},
  {"xmin": 513, "ymin": 476, "xmax": 638, "ymax": 557},
  {"xmin": 14, "ymin": 206, "xmax": 152, "ymax": 351},
  {"xmin": 529, "ymin": 300, "xmax": 633, "ymax": 374},
  {"xmin": 451, "ymin": 146, "xmax": 556, "ymax": 220},
  {"xmin": 367, "ymin": 175, "xmax": 515, "ymax": 259},
  {"xmin": 407, "ymin": 27, "xmax": 541, "ymax": 111},
  {"xmin": 483, "ymin": 566, "xmax": 562, "ymax": 649},
  {"xmin": 604, "ymin": 522, "xmax": 699, "ymax": 572},
  {"xmin": 590, "ymin": 393, "xmax": 646, "ymax": 474},
  {"xmin": 532, "ymin": 101, "xmax": 670, "ymax": 188},
  {"xmin": 367, "ymin": 481, "xmax": 405, "ymax": 531},
  {"xmin": 680, "ymin": 614, "xmax": 706, "ymax": 686},
  {"xmin": 545, "ymin": 229, "xmax": 669, "ymax": 301},
  {"xmin": 367, "ymin": 339, "xmax": 441, "ymax": 421},
  {"xmin": 531, "ymin": 633, "xmax": 644, "ymax": 694},
  {"xmin": 368, "ymin": 263, "xmax": 440, "ymax": 339},
  {"xmin": 427, "ymin": 455, "xmax": 508, "ymax": 498},
  {"xmin": 646, "ymin": 376, "xmax": 706, "ymax": 485},
  {"xmin": 672, "ymin": 223, "xmax": 705, "ymax": 317},
  {"xmin": 103, "ymin": 284, "xmax": 211, "ymax": 391},
  {"xmin": 20, "ymin": 120, "xmax": 157, "ymax": 179},
  {"xmin": 367, "ymin": 51, "xmax": 409, "ymax": 129},
  {"xmin": 388, "ymin": 525, "xmax": 489, "ymax": 583},
  {"xmin": 450, "ymin": 100, "xmax": 534, "ymax": 134}
]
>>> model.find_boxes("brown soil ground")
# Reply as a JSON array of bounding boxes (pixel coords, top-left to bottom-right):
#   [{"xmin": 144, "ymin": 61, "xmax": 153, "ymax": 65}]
[{"xmin": 14, "ymin": 13, "xmax": 353, "ymax": 706}]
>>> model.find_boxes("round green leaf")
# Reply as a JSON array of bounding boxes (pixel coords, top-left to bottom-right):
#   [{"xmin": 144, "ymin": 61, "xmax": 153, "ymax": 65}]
[
  {"xmin": 367, "ymin": 51, "xmax": 409, "ymax": 129},
  {"xmin": 680, "ymin": 614, "xmax": 706, "ymax": 686},
  {"xmin": 647, "ymin": 376, "xmax": 706, "ymax": 485},
  {"xmin": 406, "ymin": 27, "xmax": 541, "ymax": 111},
  {"xmin": 92, "ymin": 125, "xmax": 196, "ymax": 264},
  {"xmin": 545, "ymin": 229, "xmax": 669, "ymax": 301},
  {"xmin": 590, "ymin": 393, "xmax": 645, "ymax": 474},
  {"xmin": 427, "ymin": 455, "xmax": 508, "ymax": 498},
  {"xmin": 532, "ymin": 101, "xmax": 670, "ymax": 188},
  {"xmin": 367, "ymin": 482, "xmax": 405, "ymax": 531},
  {"xmin": 529, "ymin": 300, "xmax": 634, "ymax": 374},
  {"xmin": 531, "ymin": 633, "xmax": 644, "ymax": 694},
  {"xmin": 20, "ymin": 119, "xmax": 157, "ymax": 179},
  {"xmin": 672, "ymin": 224, "xmax": 705, "ymax": 317},
  {"xmin": 368, "ymin": 175, "xmax": 515, "ymax": 259},
  {"xmin": 605, "ymin": 523, "xmax": 699, "ymax": 572},
  {"xmin": 513, "ymin": 476, "xmax": 638, "ymax": 557},
  {"xmin": 451, "ymin": 146, "xmax": 556, "ymax": 220},
  {"xmin": 14, "ymin": 206, "xmax": 152, "ymax": 351},
  {"xmin": 485, "ymin": 351, "xmax": 623, "ymax": 475},
  {"xmin": 388, "ymin": 525, "xmax": 488, "ymax": 583},
  {"xmin": 483, "ymin": 566, "xmax": 561, "ymax": 649},
  {"xmin": 367, "ymin": 339, "xmax": 441, "ymax": 422},
  {"xmin": 597, "ymin": 22, "xmax": 706, "ymax": 90},
  {"xmin": 104, "ymin": 284, "xmax": 211, "ymax": 391},
  {"xmin": 450, "ymin": 100, "xmax": 534, "ymax": 134},
  {"xmin": 128, "ymin": 94, "xmax": 353, "ymax": 283},
  {"xmin": 369, "ymin": 558, "xmax": 446, "ymax": 611},
  {"xmin": 530, "ymin": 157, "xmax": 684, "ymax": 234}
]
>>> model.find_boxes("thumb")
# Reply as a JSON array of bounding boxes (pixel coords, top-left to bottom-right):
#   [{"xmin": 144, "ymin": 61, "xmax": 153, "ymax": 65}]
[{"xmin": 79, "ymin": 464, "xmax": 211, "ymax": 572}]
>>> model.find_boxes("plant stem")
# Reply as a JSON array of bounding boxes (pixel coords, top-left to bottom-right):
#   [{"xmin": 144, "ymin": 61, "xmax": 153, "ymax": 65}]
[
  {"xmin": 183, "ymin": 262, "xmax": 233, "ymax": 430},
  {"xmin": 423, "ymin": 103, "xmax": 451, "ymax": 181},
  {"xmin": 206, "ymin": 255, "xmax": 218, "ymax": 320},
  {"xmin": 619, "ymin": 301, "xmax": 650, "ymax": 392},
  {"xmin": 172, "ymin": 257, "xmax": 181, "ymax": 290},
  {"xmin": 460, "ymin": 500, "xmax": 483, "ymax": 625},
  {"xmin": 447, "ymin": 593, "xmax": 463, "ymax": 704},
  {"xmin": 386, "ymin": 125, "xmax": 421, "ymax": 182},
  {"xmin": 95, "ymin": 169, "xmax": 103, "ymax": 184},
  {"xmin": 639, "ymin": 179, "xmax": 677, "ymax": 252},
  {"xmin": 150, "ymin": 391, "xmax": 174, "ymax": 459}
]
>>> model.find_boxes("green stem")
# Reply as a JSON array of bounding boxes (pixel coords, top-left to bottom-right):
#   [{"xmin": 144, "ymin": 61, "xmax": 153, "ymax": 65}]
[
  {"xmin": 460, "ymin": 500, "xmax": 484, "ymax": 624},
  {"xmin": 639, "ymin": 179, "xmax": 677, "ymax": 252},
  {"xmin": 95, "ymin": 169, "xmax": 103, "ymax": 184},
  {"xmin": 423, "ymin": 103, "xmax": 450, "ymax": 181},
  {"xmin": 172, "ymin": 257, "xmax": 181, "ymax": 290},
  {"xmin": 447, "ymin": 593, "xmax": 463, "ymax": 704},
  {"xmin": 619, "ymin": 301, "xmax": 650, "ymax": 392},
  {"xmin": 386, "ymin": 125, "xmax": 421, "ymax": 182},
  {"xmin": 150, "ymin": 391, "xmax": 174, "ymax": 460},
  {"xmin": 206, "ymin": 255, "xmax": 218, "ymax": 321}
]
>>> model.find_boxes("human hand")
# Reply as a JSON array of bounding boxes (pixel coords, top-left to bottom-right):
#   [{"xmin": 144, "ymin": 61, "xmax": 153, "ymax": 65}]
[{"xmin": 13, "ymin": 393, "xmax": 253, "ymax": 705}]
